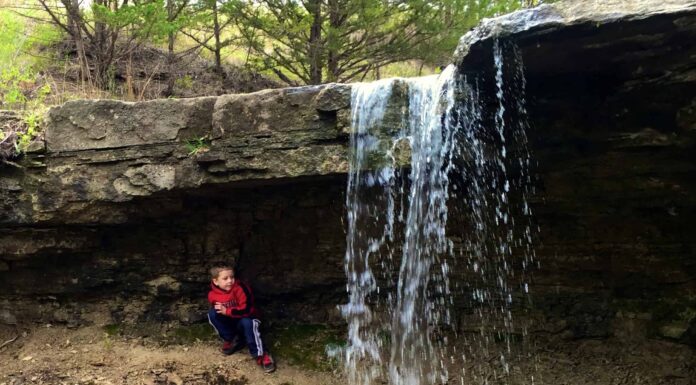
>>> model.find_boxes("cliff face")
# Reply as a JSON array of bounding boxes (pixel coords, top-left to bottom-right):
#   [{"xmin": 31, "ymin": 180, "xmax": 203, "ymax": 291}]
[
  {"xmin": 453, "ymin": 0, "xmax": 696, "ymax": 343},
  {"xmin": 1, "ymin": 85, "xmax": 352, "ymax": 225},
  {"xmin": 1, "ymin": 0, "xmax": 695, "ymax": 346},
  {"xmin": 0, "ymin": 85, "xmax": 354, "ymax": 326}
]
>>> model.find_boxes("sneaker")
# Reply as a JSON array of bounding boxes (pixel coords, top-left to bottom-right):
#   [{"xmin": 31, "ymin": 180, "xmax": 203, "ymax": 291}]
[
  {"xmin": 221, "ymin": 340, "xmax": 245, "ymax": 355},
  {"xmin": 256, "ymin": 352, "xmax": 275, "ymax": 373}
]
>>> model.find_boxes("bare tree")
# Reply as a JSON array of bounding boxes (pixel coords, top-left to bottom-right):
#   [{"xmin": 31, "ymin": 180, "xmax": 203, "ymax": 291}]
[{"xmin": 33, "ymin": 0, "xmax": 169, "ymax": 88}]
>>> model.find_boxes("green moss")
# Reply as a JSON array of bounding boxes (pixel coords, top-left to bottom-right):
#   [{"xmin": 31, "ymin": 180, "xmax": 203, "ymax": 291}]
[
  {"xmin": 170, "ymin": 323, "xmax": 217, "ymax": 345},
  {"xmin": 614, "ymin": 298, "xmax": 696, "ymax": 338},
  {"xmin": 269, "ymin": 324, "xmax": 345, "ymax": 371},
  {"xmin": 102, "ymin": 323, "xmax": 122, "ymax": 336}
]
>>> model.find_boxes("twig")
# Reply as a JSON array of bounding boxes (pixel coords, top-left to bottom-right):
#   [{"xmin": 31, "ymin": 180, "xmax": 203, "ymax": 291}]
[
  {"xmin": 1, "ymin": 159, "xmax": 24, "ymax": 169},
  {"xmin": 138, "ymin": 61, "xmax": 163, "ymax": 101},
  {"xmin": 0, "ymin": 335, "xmax": 18, "ymax": 350}
]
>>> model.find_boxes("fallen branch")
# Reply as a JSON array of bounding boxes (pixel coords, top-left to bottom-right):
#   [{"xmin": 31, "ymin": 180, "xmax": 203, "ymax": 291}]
[
  {"xmin": 0, "ymin": 335, "xmax": 18, "ymax": 350},
  {"xmin": 1, "ymin": 159, "xmax": 24, "ymax": 169}
]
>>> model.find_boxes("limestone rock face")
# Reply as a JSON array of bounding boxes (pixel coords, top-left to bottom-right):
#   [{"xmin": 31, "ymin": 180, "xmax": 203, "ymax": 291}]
[
  {"xmin": 2, "ymin": 84, "xmax": 351, "ymax": 225},
  {"xmin": 0, "ymin": 0, "xmax": 695, "ymax": 344},
  {"xmin": 450, "ymin": 0, "xmax": 696, "ymax": 345},
  {"xmin": 45, "ymin": 97, "xmax": 217, "ymax": 152},
  {"xmin": 454, "ymin": 0, "xmax": 696, "ymax": 68}
]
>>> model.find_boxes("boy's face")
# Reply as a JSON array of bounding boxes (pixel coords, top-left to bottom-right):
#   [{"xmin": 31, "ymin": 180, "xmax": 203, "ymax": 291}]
[{"xmin": 213, "ymin": 269, "xmax": 235, "ymax": 291}]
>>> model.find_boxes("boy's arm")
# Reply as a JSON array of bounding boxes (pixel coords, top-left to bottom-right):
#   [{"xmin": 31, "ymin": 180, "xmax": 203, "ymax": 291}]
[{"xmin": 226, "ymin": 284, "xmax": 253, "ymax": 318}]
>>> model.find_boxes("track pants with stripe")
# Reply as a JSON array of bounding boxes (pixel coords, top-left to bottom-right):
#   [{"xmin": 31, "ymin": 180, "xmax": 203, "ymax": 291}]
[{"xmin": 208, "ymin": 309, "xmax": 264, "ymax": 358}]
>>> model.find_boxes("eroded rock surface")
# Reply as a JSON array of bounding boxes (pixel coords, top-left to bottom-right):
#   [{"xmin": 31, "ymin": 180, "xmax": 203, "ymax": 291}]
[{"xmin": 2, "ymin": 84, "xmax": 351, "ymax": 225}]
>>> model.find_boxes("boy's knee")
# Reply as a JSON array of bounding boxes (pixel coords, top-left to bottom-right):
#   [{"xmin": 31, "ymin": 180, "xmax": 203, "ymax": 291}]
[
  {"xmin": 207, "ymin": 308, "xmax": 220, "ymax": 320},
  {"xmin": 239, "ymin": 317, "xmax": 253, "ymax": 327}
]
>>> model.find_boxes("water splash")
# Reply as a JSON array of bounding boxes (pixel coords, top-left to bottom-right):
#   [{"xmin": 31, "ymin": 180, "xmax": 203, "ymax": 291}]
[
  {"xmin": 343, "ymin": 41, "xmax": 536, "ymax": 385},
  {"xmin": 449, "ymin": 40, "xmax": 537, "ymax": 384}
]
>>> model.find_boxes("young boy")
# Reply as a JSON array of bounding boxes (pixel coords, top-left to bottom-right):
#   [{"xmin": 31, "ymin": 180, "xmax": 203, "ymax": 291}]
[{"xmin": 207, "ymin": 265, "xmax": 275, "ymax": 373}]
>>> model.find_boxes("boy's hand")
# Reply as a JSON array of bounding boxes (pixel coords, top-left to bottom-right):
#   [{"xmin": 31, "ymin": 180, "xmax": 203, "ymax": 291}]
[{"xmin": 214, "ymin": 302, "xmax": 228, "ymax": 315}]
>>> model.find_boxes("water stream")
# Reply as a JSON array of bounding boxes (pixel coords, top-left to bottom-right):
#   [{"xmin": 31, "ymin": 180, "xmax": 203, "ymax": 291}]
[{"xmin": 343, "ymin": 41, "xmax": 536, "ymax": 385}]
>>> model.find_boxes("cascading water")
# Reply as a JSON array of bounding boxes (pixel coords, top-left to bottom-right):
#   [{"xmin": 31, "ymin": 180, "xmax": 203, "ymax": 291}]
[
  {"xmin": 343, "ymin": 41, "xmax": 536, "ymax": 385},
  {"xmin": 389, "ymin": 66, "xmax": 457, "ymax": 385},
  {"xmin": 343, "ymin": 78, "xmax": 399, "ymax": 385}
]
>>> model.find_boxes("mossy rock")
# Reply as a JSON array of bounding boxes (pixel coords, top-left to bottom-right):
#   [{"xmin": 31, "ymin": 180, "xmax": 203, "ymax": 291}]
[{"xmin": 268, "ymin": 324, "xmax": 345, "ymax": 371}]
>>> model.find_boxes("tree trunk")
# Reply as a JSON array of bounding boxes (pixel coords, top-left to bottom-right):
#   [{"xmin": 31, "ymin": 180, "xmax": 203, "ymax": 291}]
[
  {"xmin": 308, "ymin": 0, "xmax": 323, "ymax": 84},
  {"xmin": 93, "ymin": 0, "xmax": 109, "ymax": 88},
  {"xmin": 326, "ymin": 0, "xmax": 341, "ymax": 82},
  {"xmin": 66, "ymin": 0, "xmax": 91, "ymax": 86},
  {"xmin": 212, "ymin": 0, "xmax": 223, "ymax": 76},
  {"xmin": 165, "ymin": 0, "xmax": 177, "ymax": 96}
]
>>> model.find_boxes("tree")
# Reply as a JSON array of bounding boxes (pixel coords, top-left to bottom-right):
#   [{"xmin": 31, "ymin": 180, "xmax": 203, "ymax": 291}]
[
  {"xmin": 230, "ymin": 0, "xmax": 422, "ymax": 85},
  {"xmin": 230, "ymin": 0, "xmax": 555, "ymax": 85},
  {"xmin": 31, "ymin": 0, "xmax": 172, "ymax": 89},
  {"xmin": 163, "ymin": 0, "xmax": 191, "ymax": 95},
  {"xmin": 181, "ymin": 0, "xmax": 240, "ymax": 75}
]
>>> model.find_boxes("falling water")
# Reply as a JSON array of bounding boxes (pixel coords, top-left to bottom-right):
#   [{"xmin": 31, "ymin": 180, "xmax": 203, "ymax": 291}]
[
  {"xmin": 343, "ymin": 41, "xmax": 536, "ymax": 385},
  {"xmin": 343, "ymin": 78, "xmax": 398, "ymax": 385},
  {"xmin": 388, "ymin": 66, "xmax": 458, "ymax": 385}
]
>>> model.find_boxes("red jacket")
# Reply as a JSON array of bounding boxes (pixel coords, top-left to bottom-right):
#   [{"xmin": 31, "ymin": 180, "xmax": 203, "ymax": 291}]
[{"xmin": 208, "ymin": 280, "xmax": 259, "ymax": 318}]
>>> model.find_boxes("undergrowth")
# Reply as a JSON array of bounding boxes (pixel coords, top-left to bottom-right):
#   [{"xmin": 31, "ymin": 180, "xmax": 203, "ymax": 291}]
[{"xmin": 0, "ymin": 9, "xmax": 61, "ymax": 160}]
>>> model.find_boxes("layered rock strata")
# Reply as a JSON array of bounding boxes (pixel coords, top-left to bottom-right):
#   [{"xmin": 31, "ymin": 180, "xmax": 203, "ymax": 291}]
[{"xmin": 0, "ymin": 0, "xmax": 694, "ymax": 349}]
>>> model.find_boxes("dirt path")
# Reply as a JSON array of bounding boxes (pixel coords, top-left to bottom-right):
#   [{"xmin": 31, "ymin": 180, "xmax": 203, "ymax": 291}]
[{"xmin": 0, "ymin": 324, "xmax": 339, "ymax": 385}]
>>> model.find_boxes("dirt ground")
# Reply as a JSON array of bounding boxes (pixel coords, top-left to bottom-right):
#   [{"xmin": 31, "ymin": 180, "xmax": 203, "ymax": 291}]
[
  {"xmin": 0, "ymin": 322, "xmax": 339, "ymax": 385},
  {"xmin": 1, "ymin": 321, "xmax": 694, "ymax": 385}
]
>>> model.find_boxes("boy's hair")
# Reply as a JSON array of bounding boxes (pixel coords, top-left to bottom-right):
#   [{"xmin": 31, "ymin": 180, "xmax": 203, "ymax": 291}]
[{"xmin": 210, "ymin": 265, "xmax": 235, "ymax": 279}]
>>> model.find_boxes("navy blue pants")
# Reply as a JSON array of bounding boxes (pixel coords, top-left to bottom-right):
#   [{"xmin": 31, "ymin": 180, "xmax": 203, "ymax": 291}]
[{"xmin": 207, "ymin": 309, "xmax": 264, "ymax": 358}]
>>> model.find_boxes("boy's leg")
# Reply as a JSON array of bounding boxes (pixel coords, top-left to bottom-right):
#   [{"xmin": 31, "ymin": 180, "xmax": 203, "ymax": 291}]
[
  {"xmin": 237, "ymin": 317, "xmax": 264, "ymax": 358},
  {"xmin": 207, "ymin": 308, "xmax": 238, "ymax": 343}
]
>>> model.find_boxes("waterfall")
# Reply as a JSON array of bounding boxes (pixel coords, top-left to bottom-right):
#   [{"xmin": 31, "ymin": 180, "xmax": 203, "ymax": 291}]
[{"xmin": 343, "ymin": 41, "xmax": 535, "ymax": 385}]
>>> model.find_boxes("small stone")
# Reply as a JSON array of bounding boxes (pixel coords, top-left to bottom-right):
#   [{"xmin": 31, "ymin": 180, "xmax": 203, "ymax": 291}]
[
  {"xmin": 658, "ymin": 322, "xmax": 689, "ymax": 340},
  {"xmin": 167, "ymin": 372, "xmax": 184, "ymax": 385},
  {"xmin": 52, "ymin": 309, "xmax": 70, "ymax": 323},
  {"xmin": 0, "ymin": 309, "xmax": 17, "ymax": 325},
  {"xmin": 24, "ymin": 140, "xmax": 46, "ymax": 154},
  {"xmin": 145, "ymin": 275, "xmax": 181, "ymax": 296},
  {"xmin": 21, "ymin": 356, "xmax": 32, "ymax": 361}
]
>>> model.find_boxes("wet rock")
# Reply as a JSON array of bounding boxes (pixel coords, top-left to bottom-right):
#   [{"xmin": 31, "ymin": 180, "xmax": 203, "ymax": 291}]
[
  {"xmin": 315, "ymin": 83, "xmax": 351, "ymax": 111},
  {"xmin": 454, "ymin": 0, "xmax": 696, "ymax": 68}
]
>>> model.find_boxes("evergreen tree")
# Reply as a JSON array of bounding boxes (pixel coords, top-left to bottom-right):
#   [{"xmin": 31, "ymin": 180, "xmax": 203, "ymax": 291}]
[{"xmin": 229, "ymin": 0, "xmax": 549, "ymax": 85}]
